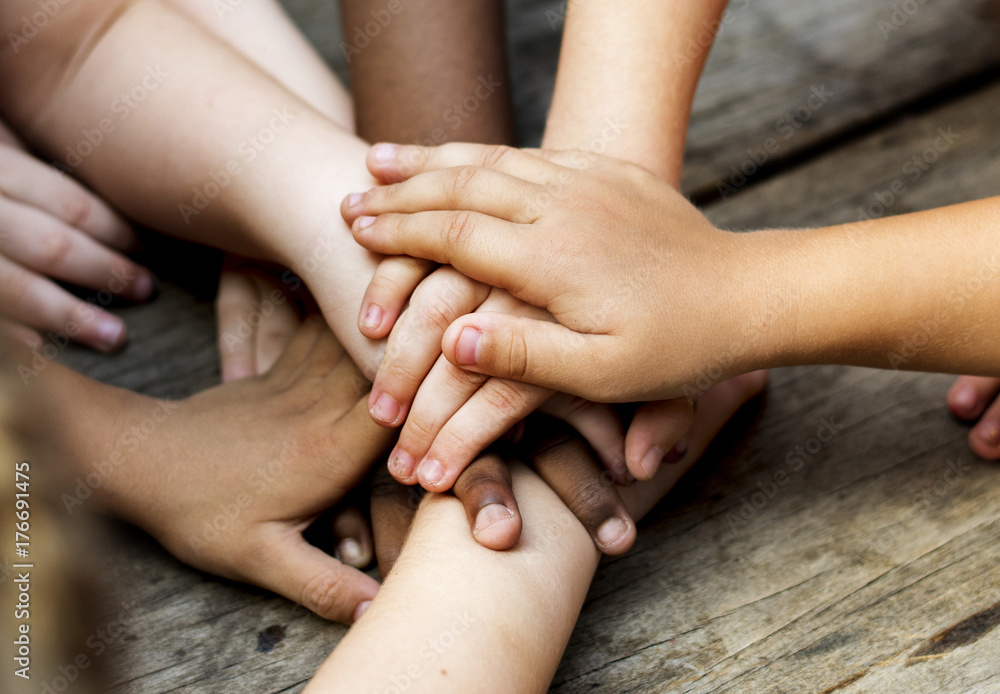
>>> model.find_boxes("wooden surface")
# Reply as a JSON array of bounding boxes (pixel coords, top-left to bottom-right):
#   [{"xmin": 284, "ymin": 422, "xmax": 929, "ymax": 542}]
[{"xmin": 58, "ymin": 1, "xmax": 1000, "ymax": 692}]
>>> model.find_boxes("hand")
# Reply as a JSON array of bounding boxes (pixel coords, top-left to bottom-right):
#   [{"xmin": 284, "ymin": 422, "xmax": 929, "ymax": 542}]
[
  {"xmin": 0, "ymin": 119, "xmax": 155, "ymax": 351},
  {"xmin": 215, "ymin": 255, "xmax": 314, "ymax": 382},
  {"xmin": 947, "ymin": 376, "xmax": 1000, "ymax": 459},
  {"xmin": 342, "ymin": 142, "xmax": 759, "ymax": 403},
  {"xmin": 359, "ymin": 258, "xmax": 693, "ymax": 487},
  {"xmin": 96, "ymin": 317, "xmax": 392, "ymax": 624}
]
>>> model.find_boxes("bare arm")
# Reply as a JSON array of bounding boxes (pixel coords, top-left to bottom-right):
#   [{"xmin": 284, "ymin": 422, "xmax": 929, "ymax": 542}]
[{"xmin": 544, "ymin": 0, "xmax": 730, "ymax": 185}]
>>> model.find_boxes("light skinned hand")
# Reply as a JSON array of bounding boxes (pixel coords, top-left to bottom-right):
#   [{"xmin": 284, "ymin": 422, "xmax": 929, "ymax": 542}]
[
  {"xmin": 0, "ymin": 119, "xmax": 155, "ymax": 351},
  {"xmin": 343, "ymin": 142, "xmax": 755, "ymax": 403}
]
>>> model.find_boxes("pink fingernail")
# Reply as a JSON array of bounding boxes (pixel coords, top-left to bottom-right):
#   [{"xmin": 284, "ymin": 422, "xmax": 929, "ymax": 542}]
[
  {"xmin": 952, "ymin": 387, "xmax": 977, "ymax": 415},
  {"xmin": 95, "ymin": 316, "xmax": 125, "ymax": 351},
  {"xmin": 596, "ymin": 518, "xmax": 628, "ymax": 548},
  {"xmin": 640, "ymin": 446, "xmax": 666, "ymax": 479},
  {"xmin": 474, "ymin": 504, "xmax": 514, "ymax": 535},
  {"xmin": 346, "ymin": 192, "xmax": 363, "ymax": 208},
  {"xmin": 373, "ymin": 143, "xmax": 397, "ymax": 164},
  {"xmin": 389, "ymin": 449, "xmax": 416, "ymax": 478},
  {"xmin": 353, "ymin": 600, "xmax": 372, "ymax": 622},
  {"xmin": 455, "ymin": 327, "xmax": 480, "ymax": 365},
  {"xmin": 361, "ymin": 304, "xmax": 383, "ymax": 331},
  {"xmin": 371, "ymin": 392, "xmax": 400, "ymax": 425},
  {"xmin": 417, "ymin": 458, "xmax": 444, "ymax": 487},
  {"xmin": 356, "ymin": 216, "xmax": 376, "ymax": 230}
]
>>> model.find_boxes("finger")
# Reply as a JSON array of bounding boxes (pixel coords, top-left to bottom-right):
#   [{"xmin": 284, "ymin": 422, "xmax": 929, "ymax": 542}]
[
  {"xmin": 343, "ymin": 167, "xmax": 544, "ymax": 226},
  {"xmin": 0, "ymin": 197, "xmax": 153, "ymax": 299},
  {"xmin": 369, "ymin": 268, "xmax": 488, "ymax": 427},
  {"xmin": 969, "ymin": 393, "xmax": 1000, "ymax": 460},
  {"xmin": 413, "ymin": 377, "xmax": 551, "ymax": 493},
  {"xmin": 0, "ymin": 253, "xmax": 126, "ymax": 352},
  {"xmin": 386, "ymin": 356, "xmax": 488, "ymax": 485},
  {"xmin": 0, "ymin": 320, "xmax": 42, "ymax": 350},
  {"xmin": 249, "ymin": 274, "xmax": 302, "ymax": 374},
  {"xmin": 366, "ymin": 142, "xmax": 562, "ymax": 185},
  {"xmin": 358, "ymin": 256, "xmax": 436, "ymax": 339},
  {"xmin": 452, "ymin": 452, "xmax": 522, "ymax": 550},
  {"xmin": 542, "ymin": 394, "xmax": 629, "ymax": 485},
  {"xmin": 524, "ymin": 416, "xmax": 636, "ymax": 556},
  {"xmin": 252, "ymin": 531, "xmax": 379, "ymax": 624},
  {"xmin": 947, "ymin": 376, "xmax": 1000, "ymax": 421},
  {"xmin": 370, "ymin": 464, "xmax": 420, "ymax": 580},
  {"xmin": 441, "ymin": 313, "xmax": 612, "ymax": 400},
  {"xmin": 624, "ymin": 399, "xmax": 695, "ymax": 481},
  {"xmin": 331, "ymin": 506, "xmax": 374, "ymax": 569},
  {"xmin": 215, "ymin": 269, "xmax": 259, "ymax": 381},
  {"xmin": 0, "ymin": 145, "xmax": 137, "ymax": 250},
  {"xmin": 351, "ymin": 210, "xmax": 532, "ymax": 299}
]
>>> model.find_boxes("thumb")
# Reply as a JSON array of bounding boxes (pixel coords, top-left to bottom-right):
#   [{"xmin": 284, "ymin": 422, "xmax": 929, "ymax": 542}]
[
  {"xmin": 442, "ymin": 313, "xmax": 611, "ymax": 400},
  {"xmin": 253, "ymin": 530, "xmax": 379, "ymax": 624}
]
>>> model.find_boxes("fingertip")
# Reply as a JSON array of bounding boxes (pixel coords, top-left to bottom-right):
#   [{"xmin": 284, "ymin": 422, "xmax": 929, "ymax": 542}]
[
  {"xmin": 387, "ymin": 448, "xmax": 417, "ymax": 482},
  {"xmin": 352, "ymin": 599, "xmax": 373, "ymax": 624},
  {"xmin": 90, "ymin": 315, "xmax": 126, "ymax": 353},
  {"xmin": 454, "ymin": 326, "xmax": 481, "ymax": 366},
  {"xmin": 359, "ymin": 303, "xmax": 387, "ymax": 337},
  {"xmin": 472, "ymin": 503, "xmax": 521, "ymax": 550},
  {"xmin": 594, "ymin": 516, "xmax": 636, "ymax": 556},
  {"xmin": 634, "ymin": 445, "xmax": 667, "ymax": 482},
  {"xmin": 367, "ymin": 143, "xmax": 401, "ymax": 180},
  {"xmin": 128, "ymin": 270, "xmax": 158, "ymax": 302}
]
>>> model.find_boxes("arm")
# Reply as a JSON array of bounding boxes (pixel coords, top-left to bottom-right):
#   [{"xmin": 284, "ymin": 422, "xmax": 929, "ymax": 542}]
[
  {"xmin": 544, "ymin": 0, "xmax": 730, "ymax": 185},
  {"xmin": 344, "ymin": 144, "xmax": 1000, "ymax": 397},
  {"xmin": 306, "ymin": 372, "xmax": 766, "ymax": 693},
  {"xmin": 0, "ymin": 0, "xmax": 384, "ymax": 375}
]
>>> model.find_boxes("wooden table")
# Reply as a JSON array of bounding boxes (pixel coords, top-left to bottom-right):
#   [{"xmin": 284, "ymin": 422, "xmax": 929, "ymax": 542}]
[{"xmin": 63, "ymin": 1, "xmax": 1000, "ymax": 691}]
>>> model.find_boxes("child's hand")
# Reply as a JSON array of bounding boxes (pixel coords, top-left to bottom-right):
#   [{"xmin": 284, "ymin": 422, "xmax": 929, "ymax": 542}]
[
  {"xmin": 343, "ymin": 142, "xmax": 757, "ymax": 403},
  {"xmin": 99, "ymin": 317, "xmax": 392, "ymax": 624},
  {"xmin": 355, "ymin": 257, "xmax": 693, "ymax": 488},
  {"xmin": 947, "ymin": 376, "xmax": 1000, "ymax": 459},
  {"xmin": 0, "ymin": 119, "xmax": 155, "ymax": 351}
]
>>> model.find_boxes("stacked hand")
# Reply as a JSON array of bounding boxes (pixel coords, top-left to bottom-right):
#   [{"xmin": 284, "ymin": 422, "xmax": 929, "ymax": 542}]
[{"xmin": 0, "ymin": 119, "xmax": 156, "ymax": 351}]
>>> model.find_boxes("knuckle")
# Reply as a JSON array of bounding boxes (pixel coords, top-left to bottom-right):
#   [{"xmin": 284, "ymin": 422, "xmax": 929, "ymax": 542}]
[
  {"xmin": 0, "ymin": 269, "xmax": 32, "ymax": 305},
  {"xmin": 482, "ymin": 145, "xmax": 515, "ymax": 170},
  {"xmin": 443, "ymin": 210, "xmax": 475, "ymax": 252},
  {"xmin": 480, "ymin": 380, "xmax": 532, "ymax": 421},
  {"xmin": 449, "ymin": 166, "xmax": 480, "ymax": 202},
  {"xmin": 302, "ymin": 569, "xmax": 348, "ymax": 619},
  {"xmin": 37, "ymin": 229, "xmax": 74, "ymax": 268},
  {"xmin": 60, "ymin": 191, "xmax": 92, "ymax": 228},
  {"xmin": 400, "ymin": 414, "xmax": 441, "ymax": 449},
  {"xmin": 414, "ymin": 294, "xmax": 459, "ymax": 332},
  {"xmin": 564, "ymin": 479, "xmax": 618, "ymax": 529}
]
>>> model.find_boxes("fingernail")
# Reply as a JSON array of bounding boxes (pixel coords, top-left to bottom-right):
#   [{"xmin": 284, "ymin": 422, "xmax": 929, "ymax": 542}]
[
  {"xmin": 674, "ymin": 439, "xmax": 688, "ymax": 457},
  {"xmin": 362, "ymin": 304, "xmax": 383, "ymax": 331},
  {"xmin": 640, "ymin": 446, "xmax": 666, "ymax": 479},
  {"xmin": 389, "ymin": 449, "xmax": 415, "ymax": 478},
  {"xmin": 953, "ymin": 387, "xmax": 977, "ymax": 414},
  {"xmin": 132, "ymin": 272, "xmax": 156, "ymax": 300},
  {"xmin": 474, "ymin": 504, "xmax": 514, "ymax": 535},
  {"xmin": 356, "ymin": 216, "xmax": 376, "ymax": 230},
  {"xmin": 373, "ymin": 143, "xmax": 397, "ymax": 163},
  {"xmin": 353, "ymin": 600, "xmax": 372, "ymax": 623},
  {"xmin": 417, "ymin": 458, "xmax": 444, "ymax": 487},
  {"xmin": 596, "ymin": 517, "xmax": 629, "ymax": 548},
  {"xmin": 371, "ymin": 392, "xmax": 400, "ymax": 425},
  {"xmin": 975, "ymin": 422, "xmax": 1000, "ymax": 446},
  {"xmin": 337, "ymin": 538, "xmax": 363, "ymax": 565},
  {"xmin": 95, "ymin": 316, "xmax": 124, "ymax": 351},
  {"xmin": 346, "ymin": 192, "xmax": 363, "ymax": 208},
  {"xmin": 455, "ymin": 327, "xmax": 480, "ymax": 365}
]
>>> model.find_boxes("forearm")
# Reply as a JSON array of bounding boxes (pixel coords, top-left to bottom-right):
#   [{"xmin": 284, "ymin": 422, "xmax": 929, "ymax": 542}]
[
  {"xmin": 0, "ymin": 0, "xmax": 384, "ymax": 374},
  {"xmin": 339, "ymin": 0, "xmax": 514, "ymax": 145},
  {"xmin": 166, "ymin": 0, "xmax": 353, "ymax": 127},
  {"xmin": 744, "ymin": 197, "xmax": 1000, "ymax": 377},
  {"xmin": 544, "ymin": 0, "xmax": 729, "ymax": 184}
]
